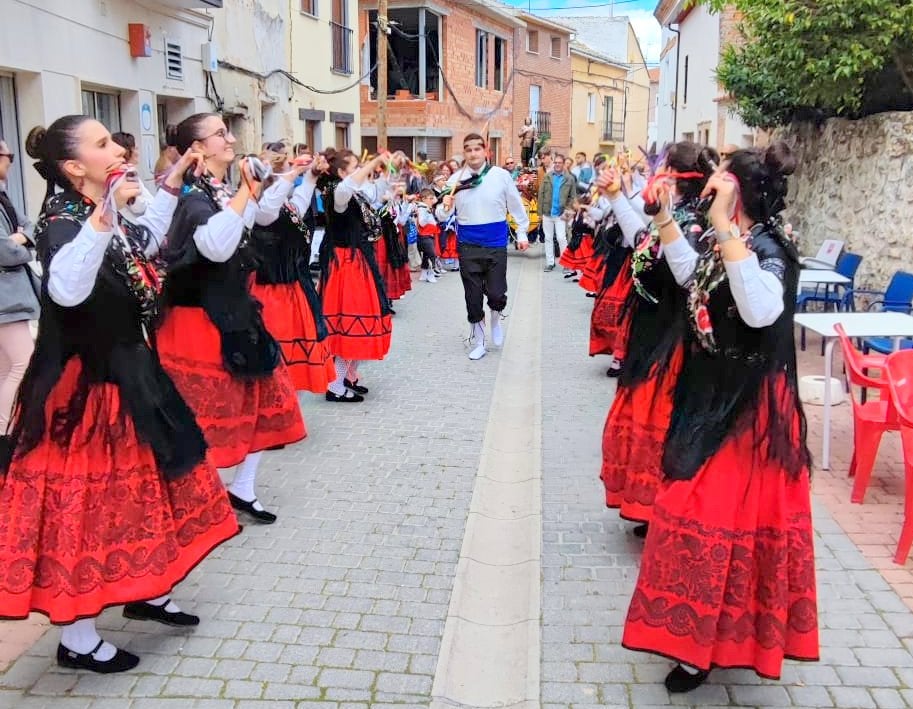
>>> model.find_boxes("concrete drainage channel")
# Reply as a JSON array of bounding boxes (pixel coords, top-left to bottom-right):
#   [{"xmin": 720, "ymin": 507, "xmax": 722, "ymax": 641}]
[{"xmin": 431, "ymin": 254, "xmax": 543, "ymax": 709}]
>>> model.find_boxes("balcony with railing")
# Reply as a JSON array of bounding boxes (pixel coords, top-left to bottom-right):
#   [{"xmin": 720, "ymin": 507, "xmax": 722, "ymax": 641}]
[
  {"xmin": 601, "ymin": 121, "xmax": 625, "ymax": 142},
  {"xmin": 331, "ymin": 21, "xmax": 353, "ymax": 75},
  {"xmin": 532, "ymin": 110, "xmax": 551, "ymax": 137}
]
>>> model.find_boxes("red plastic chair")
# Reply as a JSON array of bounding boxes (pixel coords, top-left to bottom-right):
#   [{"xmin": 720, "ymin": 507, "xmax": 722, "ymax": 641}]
[
  {"xmin": 835, "ymin": 323, "xmax": 898, "ymax": 503},
  {"xmin": 883, "ymin": 350, "xmax": 913, "ymax": 564}
]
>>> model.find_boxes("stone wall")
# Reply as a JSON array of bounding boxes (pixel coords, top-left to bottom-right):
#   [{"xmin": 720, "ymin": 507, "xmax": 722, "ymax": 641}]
[{"xmin": 782, "ymin": 111, "xmax": 913, "ymax": 290}]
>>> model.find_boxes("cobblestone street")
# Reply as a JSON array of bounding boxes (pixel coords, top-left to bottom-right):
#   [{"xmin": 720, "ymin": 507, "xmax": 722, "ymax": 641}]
[{"xmin": 2, "ymin": 250, "xmax": 913, "ymax": 708}]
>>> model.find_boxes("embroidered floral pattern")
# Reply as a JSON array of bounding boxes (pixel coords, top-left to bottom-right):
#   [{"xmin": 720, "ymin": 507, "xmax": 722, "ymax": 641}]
[
  {"xmin": 631, "ymin": 199, "xmax": 703, "ymax": 304},
  {"xmin": 38, "ymin": 194, "xmax": 166, "ymax": 327}
]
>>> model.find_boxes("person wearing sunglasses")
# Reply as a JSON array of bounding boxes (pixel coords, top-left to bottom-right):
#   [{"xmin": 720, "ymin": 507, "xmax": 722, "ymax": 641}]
[{"xmin": 0, "ymin": 139, "xmax": 38, "ymax": 436}]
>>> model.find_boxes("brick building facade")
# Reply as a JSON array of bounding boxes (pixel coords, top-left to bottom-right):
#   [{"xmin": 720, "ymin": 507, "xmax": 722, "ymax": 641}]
[
  {"xmin": 509, "ymin": 13, "xmax": 574, "ymax": 161},
  {"xmin": 359, "ymin": 0, "xmax": 520, "ymax": 163}
]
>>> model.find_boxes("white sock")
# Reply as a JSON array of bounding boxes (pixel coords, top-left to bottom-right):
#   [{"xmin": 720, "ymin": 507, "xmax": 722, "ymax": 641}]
[
  {"xmin": 228, "ymin": 451, "xmax": 264, "ymax": 510},
  {"xmin": 328, "ymin": 357, "xmax": 349, "ymax": 395},
  {"xmin": 490, "ymin": 310, "xmax": 504, "ymax": 347},
  {"xmin": 60, "ymin": 618, "xmax": 116, "ymax": 661},
  {"xmin": 147, "ymin": 594, "xmax": 182, "ymax": 613},
  {"xmin": 679, "ymin": 663, "xmax": 701, "ymax": 675}
]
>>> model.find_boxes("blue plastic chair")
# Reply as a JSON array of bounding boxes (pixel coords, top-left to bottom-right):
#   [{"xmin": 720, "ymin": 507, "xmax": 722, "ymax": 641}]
[
  {"xmin": 798, "ymin": 253, "xmax": 863, "ymax": 351},
  {"xmin": 842, "ymin": 270, "xmax": 913, "ymax": 355}
]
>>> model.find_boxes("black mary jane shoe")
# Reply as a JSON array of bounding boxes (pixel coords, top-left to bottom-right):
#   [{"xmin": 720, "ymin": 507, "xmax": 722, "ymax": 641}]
[
  {"xmin": 57, "ymin": 640, "xmax": 140, "ymax": 674},
  {"xmin": 585, "ymin": 292, "xmax": 597, "ymax": 298},
  {"xmin": 664, "ymin": 665, "xmax": 711, "ymax": 693},
  {"xmin": 344, "ymin": 378, "xmax": 369, "ymax": 395},
  {"xmin": 227, "ymin": 491, "xmax": 278, "ymax": 524},
  {"xmin": 606, "ymin": 366, "xmax": 623, "ymax": 378},
  {"xmin": 632, "ymin": 523, "xmax": 649, "ymax": 538},
  {"xmin": 123, "ymin": 600, "xmax": 200, "ymax": 627},
  {"xmin": 325, "ymin": 389, "xmax": 365, "ymax": 403}
]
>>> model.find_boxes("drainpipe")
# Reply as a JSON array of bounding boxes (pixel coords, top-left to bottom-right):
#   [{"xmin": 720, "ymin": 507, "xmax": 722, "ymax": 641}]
[{"xmin": 669, "ymin": 23, "xmax": 680, "ymax": 141}]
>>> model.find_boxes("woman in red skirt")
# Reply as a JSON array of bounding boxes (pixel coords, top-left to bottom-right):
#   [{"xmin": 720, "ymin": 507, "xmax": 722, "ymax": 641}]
[
  {"xmin": 158, "ymin": 113, "xmax": 306, "ymax": 525},
  {"xmin": 250, "ymin": 148, "xmax": 336, "ymax": 393},
  {"xmin": 319, "ymin": 150, "xmax": 395, "ymax": 402},
  {"xmin": 598, "ymin": 142, "xmax": 715, "ymax": 535},
  {"xmin": 589, "ymin": 162, "xmax": 647, "ymax": 376},
  {"xmin": 0, "ymin": 116, "xmax": 238, "ymax": 673},
  {"xmin": 624, "ymin": 142, "xmax": 817, "ymax": 691}
]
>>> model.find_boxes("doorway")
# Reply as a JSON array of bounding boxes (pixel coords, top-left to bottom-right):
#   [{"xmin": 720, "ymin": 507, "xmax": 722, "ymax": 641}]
[{"xmin": 0, "ymin": 76, "xmax": 25, "ymax": 213}]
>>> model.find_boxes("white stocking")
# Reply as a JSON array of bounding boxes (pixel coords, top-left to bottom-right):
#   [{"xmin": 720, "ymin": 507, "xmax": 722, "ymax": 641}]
[
  {"xmin": 228, "ymin": 451, "xmax": 264, "ymax": 509},
  {"xmin": 328, "ymin": 357, "xmax": 349, "ymax": 395},
  {"xmin": 60, "ymin": 618, "xmax": 116, "ymax": 661}
]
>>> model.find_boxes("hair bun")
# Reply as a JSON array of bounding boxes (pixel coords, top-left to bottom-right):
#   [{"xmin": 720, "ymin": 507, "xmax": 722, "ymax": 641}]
[
  {"xmin": 764, "ymin": 141, "xmax": 796, "ymax": 177},
  {"xmin": 25, "ymin": 125, "xmax": 47, "ymax": 160}
]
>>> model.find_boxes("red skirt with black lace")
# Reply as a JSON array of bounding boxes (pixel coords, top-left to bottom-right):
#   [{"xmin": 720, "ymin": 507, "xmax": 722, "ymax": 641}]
[
  {"xmin": 0, "ymin": 358, "xmax": 239, "ymax": 624},
  {"xmin": 559, "ymin": 234, "xmax": 595, "ymax": 272},
  {"xmin": 589, "ymin": 255, "xmax": 633, "ymax": 358},
  {"xmin": 157, "ymin": 307, "xmax": 307, "ymax": 469},
  {"xmin": 600, "ymin": 345, "xmax": 682, "ymax": 523},
  {"xmin": 623, "ymin": 376, "xmax": 818, "ymax": 678},
  {"xmin": 321, "ymin": 246, "xmax": 393, "ymax": 361},
  {"xmin": 251, "ymin": 282, "xmax": 336, "ymax": 394}
]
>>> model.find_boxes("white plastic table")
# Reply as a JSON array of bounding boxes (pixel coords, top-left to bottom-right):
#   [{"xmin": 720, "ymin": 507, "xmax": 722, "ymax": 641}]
[
  {"xmin": 798, "ymin": 269, "xmax": 851, "ymax": 286},
  {"xmin": 794, "ymin": 312, "xmax": 913, "ymax": 469}
]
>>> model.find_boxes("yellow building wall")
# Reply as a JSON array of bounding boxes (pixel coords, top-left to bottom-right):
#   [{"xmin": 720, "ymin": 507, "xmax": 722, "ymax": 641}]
[{"xmin": 570, "ymin": 34, "xmax": 650, "ymax": 161}]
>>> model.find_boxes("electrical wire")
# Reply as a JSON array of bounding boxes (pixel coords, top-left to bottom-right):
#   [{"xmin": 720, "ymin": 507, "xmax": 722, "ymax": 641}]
[{"xmin": 217, "ymin": 60, "xmax": 376, "ymax": 95}]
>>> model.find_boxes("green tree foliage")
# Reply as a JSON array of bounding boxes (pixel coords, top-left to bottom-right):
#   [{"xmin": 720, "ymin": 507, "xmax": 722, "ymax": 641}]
[{"xmin": 697, "ymin": 0, "xmax": 913, "ymax": 127}]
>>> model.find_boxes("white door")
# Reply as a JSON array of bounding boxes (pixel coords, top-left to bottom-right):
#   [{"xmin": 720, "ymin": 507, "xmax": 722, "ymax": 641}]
[
  {"xmin": 0, "ymin": 76, "xmax": 25, "ymax": 213},
  {"xmin": 529, "ymin": 85, "xmax": 541, "ymax": 115}
]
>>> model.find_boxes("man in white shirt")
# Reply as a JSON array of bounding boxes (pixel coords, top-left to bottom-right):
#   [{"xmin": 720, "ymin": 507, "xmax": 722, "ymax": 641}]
[{"xmin": 436, "ymin": 133, "xmax": 529, "ymax": 360}]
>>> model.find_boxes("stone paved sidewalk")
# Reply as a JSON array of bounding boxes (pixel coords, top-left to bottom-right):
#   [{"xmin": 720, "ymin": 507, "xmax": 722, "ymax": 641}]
[
  {"xmin": 540, "ymin": 266, "xmax": 913, "ymax": 709},
  {"xmin": 0, "ymin": 263, "xmax": 516, "ymax": 709},
  {"xmin": 2, "ymin": 249, "xmax": 913, "ymax": 708}
]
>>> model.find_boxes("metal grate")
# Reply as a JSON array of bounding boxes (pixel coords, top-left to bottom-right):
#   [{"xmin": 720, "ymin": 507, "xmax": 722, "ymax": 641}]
[{"xmin": 165, "ymin": 41, "xmax": 183, "ymax": 81}]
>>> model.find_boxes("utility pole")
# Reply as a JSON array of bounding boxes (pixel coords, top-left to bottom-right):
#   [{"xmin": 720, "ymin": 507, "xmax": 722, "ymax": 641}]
[{"xmin": 377, "ymin": 0, "xmax": 388, "ymax": 151}]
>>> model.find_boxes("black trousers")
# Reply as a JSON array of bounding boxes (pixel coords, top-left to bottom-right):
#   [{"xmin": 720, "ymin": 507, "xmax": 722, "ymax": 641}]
[
  {"xmin": 418, "ymin": 236, "xmax": 437, "ymax": 270},
  {"xmin": 458, "ymin": 243, "xmax": 508, "ymax": 323}
]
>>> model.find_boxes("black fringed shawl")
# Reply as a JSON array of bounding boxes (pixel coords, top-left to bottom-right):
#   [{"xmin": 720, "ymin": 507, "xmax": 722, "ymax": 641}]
[
  {"xmin": 618, "ymin": 198, "xmax": 708, "ymax": 389},
  {"xmin": 662, "ymin": 223, "xmax": 811, "ymax": 480},
  {"xmin": 1, "ymin": 191, "xmax": 207, "ymax": 480},
  {"xmin": 161, "ymin": 176, "xmax": 280, "ymax": 378}
]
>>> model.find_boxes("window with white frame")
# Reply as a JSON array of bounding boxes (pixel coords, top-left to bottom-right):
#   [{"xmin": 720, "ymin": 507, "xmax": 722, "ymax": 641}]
[
  {"xmin": 81, "ymin": 89, "xmax": 121, "ymax": 132},
  {"xmin": 493, "ymin": 37, "xmax": 505, "ymax": 91},
  {"xmin": 301, "ymin": 0, "xmax": 317, "ymax": 15},
  {"xmin": 475, "ymin": 30, "xmax": 489, "ymax": 88},
  {"xmin": 527, "ymin": 30, "xmax": 539, "ymax": 53}
]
